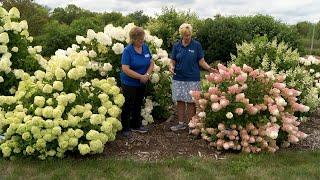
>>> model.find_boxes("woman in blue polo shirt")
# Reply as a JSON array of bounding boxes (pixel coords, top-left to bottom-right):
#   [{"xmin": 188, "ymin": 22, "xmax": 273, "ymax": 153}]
[
  {"xmin": 120, "ymin": 27, "xmax": 154, "ymax": 136},
  {"xmin": 169, "ymin": 23, "xmax": 215, "ymax": 131}
]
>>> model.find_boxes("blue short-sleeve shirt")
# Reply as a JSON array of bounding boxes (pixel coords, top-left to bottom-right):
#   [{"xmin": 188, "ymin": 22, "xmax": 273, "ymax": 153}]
[
  {"xmin": 120, "ymin": 43, "xmax": 152, "ymax": 86},
  {"xmin": 171, "ymin": 39, "xmax": 204, "ymax": 81}
]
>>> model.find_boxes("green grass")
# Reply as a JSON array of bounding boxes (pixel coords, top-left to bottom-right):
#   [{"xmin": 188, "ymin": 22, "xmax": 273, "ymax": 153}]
[{"xmin": 0, "ymin": 150, "xmax": 319, "ymax": 179}]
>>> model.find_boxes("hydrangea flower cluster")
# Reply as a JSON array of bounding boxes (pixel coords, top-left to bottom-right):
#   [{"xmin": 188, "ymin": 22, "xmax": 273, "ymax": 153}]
[
  {"xmin": 0, "ymin": 6, "xmax": 47, "ymax": 96},
  {"xmin": 0, "ymin": 49, "xmax": 124, "ymax": 159},
  {"xmin": 232, "ymin": 36, "xmax": 320, "ymax": 114},
  {"xmin": 189, "ymin": 64, "xmax": 308, "ymax": 153}
]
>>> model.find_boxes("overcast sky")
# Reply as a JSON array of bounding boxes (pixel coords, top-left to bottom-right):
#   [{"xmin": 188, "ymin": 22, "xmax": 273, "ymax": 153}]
[{"xmin": 34, "ymin": 0, "xmax": 320, "ymax": 24}]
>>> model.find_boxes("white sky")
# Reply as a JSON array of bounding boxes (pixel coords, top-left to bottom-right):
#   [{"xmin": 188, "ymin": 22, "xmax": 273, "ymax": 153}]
[{"xmin": 34, "ymin": 0, "xmax": 320, "ymax": 24}]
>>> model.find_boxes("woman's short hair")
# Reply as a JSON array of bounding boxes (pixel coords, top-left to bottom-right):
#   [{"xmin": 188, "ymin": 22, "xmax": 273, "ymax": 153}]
[
  {"xmin": 179, "ymin": 23, "xmax": 193, "ymax": 36},
  {"xmin": 129, "ymin": 27, "xmax": 145, "ymax": 44}
]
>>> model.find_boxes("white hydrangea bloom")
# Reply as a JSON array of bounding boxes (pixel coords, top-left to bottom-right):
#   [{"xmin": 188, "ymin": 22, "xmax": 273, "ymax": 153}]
[
  {"xmin": 151, "ymin": 73, "xmax": 160, "ymax": 83},
  {"xmin": 27, "ymin": 46, "xmax": 36, "ymax": 54},
  {"xmin": 103, "ymin": 24, "xmax": 115, "ymax": 36},
  {"xmin": 0, "ymin": 45, "xmax": 8, "ymax": 53},
  {"xmin": 76, "ymin": 35, "xmax": 85, "ymax": 44},
  {"xmin": 8, "ymin": 7, "xmax": 20, "ymax": 19},
  {"xmin": 153, "ymin": 64, "xmax": 160, "ymax": 73},
  {"xmin": 0, "ymin": 32, "xmax": 9, "ymax": 44},
  {"xmin": 87, "ymin": 29, "xmax": 96, "ymax": 40},
  {"xmin": 11, "ymin": 46, "xmax": 18, "ymax": 52},
  {"xmin": 19, "ymin": 20, "xmax": 28, "ymax": 30},
  {"xmin": 34, "ymin": 46, "xmax": 42, "ymax": 53},
  {"xmin": 88, "ymin": 50, "xmax": 97, "ymax": 58},
  {"xmin": 96, "ymin": 32, "xmax": 112, "ymax": 46},
  {"xmin": 102, "ymin": 63, "xmax": 112, "ymax": 72},
  {"xmin": 153, "ymin": 37, "xmax": 163, "ymax": 48},
  {"xmin": 112, "ymin": 43, "xmax": 124, "ymax": 55},
  {"xmin": 112, "ymin": 27, "xmax": 126, "ymax": 41},
  {"xmin": 226, "ymin": 112, "xmax": 233, "ymax": 119}
]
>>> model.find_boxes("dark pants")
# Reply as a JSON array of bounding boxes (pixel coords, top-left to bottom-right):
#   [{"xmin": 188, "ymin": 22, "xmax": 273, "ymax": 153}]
[{"xmin": 121, "ymin": 84, "xmax": 146, "ymax": 131}]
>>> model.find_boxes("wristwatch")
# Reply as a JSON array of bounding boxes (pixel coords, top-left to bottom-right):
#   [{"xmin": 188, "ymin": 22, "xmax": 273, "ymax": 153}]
[{"xmin": 146, "ymin": 73, "xmax": 150, "ymax": 76}]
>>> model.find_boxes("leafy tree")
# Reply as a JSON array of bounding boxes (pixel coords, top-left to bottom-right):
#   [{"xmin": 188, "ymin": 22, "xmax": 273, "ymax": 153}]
[
  {"xmin": 197, "ymin": 17, "xmax": 247, "ymax": 64},
  {"xmin": 35, "ymin": 20, "xmax": 76, "ymax": 57},
  {"xmin": 127, "ymin": 10, "xmax": 150, "ymax": 27},
  {"xmin": 197, "ymin": 15, "xmax": 304, "ymax": 63},
  {"xmin": 146, "ymin": 7, "xmax": 202, "ymax": 52},
  {"xmin": 97, "ymin": 11, "xmax": 131, "ymax": 27},
  {"xmin": 70, "ymin": 16, "xmax": 104, "ymax": 36},
  {"xmin": 51, "ymin": 4, "xmax": 94, "ymax": 25},
  {"xmin": 295, "ymin": 21, "xmax": 312, "ymax": 38}
]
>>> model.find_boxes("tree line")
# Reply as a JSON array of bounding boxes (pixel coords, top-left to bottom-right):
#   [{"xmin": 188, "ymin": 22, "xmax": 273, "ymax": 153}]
[{"xmin": 2, "ymin": 0, "xmax": 319, "ymax": 63}]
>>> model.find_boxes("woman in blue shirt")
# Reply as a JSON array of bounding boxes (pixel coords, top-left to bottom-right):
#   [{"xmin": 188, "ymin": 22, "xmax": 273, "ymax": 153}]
[
  {"xmin": 169, "ymin": 23, "xmax": 215, "ymax": 131},
  {"xmin": 120, "ymin": 27, "xmax": 154, "ymax": 136}
]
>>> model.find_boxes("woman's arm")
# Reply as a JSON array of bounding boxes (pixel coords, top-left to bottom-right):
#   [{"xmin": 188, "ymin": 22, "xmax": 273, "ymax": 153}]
[
  {"xmin": 122, "ymin": 65, "xmax": 147, "ymax": 80},
  {"xmin": 169, "ymin": 59, "xmax": 176, "ymax": 74},
  {"xmin": 199, "ymin": 58, "xmax": 215, "ymax": 73},
  {"xmin": 140, "ymin": 61, "xmax": 154, "ymax": 83},
  {"xmin": 146, "ymin": 61, "xmax": 154, "ymax": 75}
]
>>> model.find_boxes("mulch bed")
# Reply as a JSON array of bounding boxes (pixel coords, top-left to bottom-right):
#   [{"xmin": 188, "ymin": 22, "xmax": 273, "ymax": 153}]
[
  {"xmin": 104, "ymin": 111, "xmax": 320, "ymax": 161},
  {"xmin": 104, "ymin": 117, "xmax": 220, "ymax": 161},
  {"xmin": 291, "ymin": 110, "xmax": 320, "ymax": 150}
]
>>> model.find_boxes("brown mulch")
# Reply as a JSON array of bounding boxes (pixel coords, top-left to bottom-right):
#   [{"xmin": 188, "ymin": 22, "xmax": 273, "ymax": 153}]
[
  {"xmin": 104, "ymin": 110, "xmax": 320, "ymax": 161},
  {"xmin": 291, "ymin": 110, "xmax": 320, "ymax": 150},
  {"xmin": 104, "ymin": 117, "xmax": 221, "ymax": 161}
]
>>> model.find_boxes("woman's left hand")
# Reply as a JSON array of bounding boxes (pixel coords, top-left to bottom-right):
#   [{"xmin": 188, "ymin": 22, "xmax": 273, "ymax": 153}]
[{"xmin": 208, "ymin": 67, "xmax": 218, "ymax": 73}]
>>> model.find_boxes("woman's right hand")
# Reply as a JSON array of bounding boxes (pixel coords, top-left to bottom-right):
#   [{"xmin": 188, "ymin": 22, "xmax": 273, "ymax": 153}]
[
  {"xmin": 140, "ymin": 74, "xmax": 149, "ymax": 84},
  {"xmin": 169, "ymin": 64, "xmax": 176, "ymax": 75}
]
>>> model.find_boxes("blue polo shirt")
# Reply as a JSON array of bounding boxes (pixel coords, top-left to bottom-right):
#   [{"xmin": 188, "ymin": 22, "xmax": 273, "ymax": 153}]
[
  {"xmin": 171, "ymin": 39, "xmax": 204, "ymax": 81},
  {"xmin": 120, "ymin": 43, "xmax": 152, "ymax": 86}
]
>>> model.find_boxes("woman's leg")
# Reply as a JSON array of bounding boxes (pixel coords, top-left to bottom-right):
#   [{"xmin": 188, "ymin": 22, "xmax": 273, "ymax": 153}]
[
  {"xmin": 186, "ymin": 102, "xmax": 196, "ymax": 123},
  {"xmin": 120, "ymin": 84, "xmax": 135, "ymax": 132},
  {"xmin": 177, "ymin": 101, "xmax": 186, "ymax": 123},
  {"xmin": 131, "ymin": 86, "xmax": 146, "ymax": 129},
  {"xmin": 170, "ymin": 101, "xmax": 187, "ymax": 131}
]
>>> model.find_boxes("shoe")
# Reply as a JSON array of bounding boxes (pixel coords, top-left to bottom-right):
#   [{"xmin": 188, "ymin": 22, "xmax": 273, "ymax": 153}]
[
  {"xmin": 131, "ymin": 126, "xmax": 148, "ymax": 133},
  {"xmin": 121, "ymin": 130, "xmax": 131, "ymax": 137},
  {"xmin": 170, "ymin": 122, "xmax": 187, "ymax": 131}
]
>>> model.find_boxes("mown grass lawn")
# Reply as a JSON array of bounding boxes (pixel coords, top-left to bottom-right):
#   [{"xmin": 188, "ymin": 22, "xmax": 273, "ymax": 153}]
[{"xmin": 0, "ymin": 150, "xmax": 319, "ymax": 179}]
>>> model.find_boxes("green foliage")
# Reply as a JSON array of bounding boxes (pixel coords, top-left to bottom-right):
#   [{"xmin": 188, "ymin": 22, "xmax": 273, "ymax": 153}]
[
  {"xmin": 197, "ymin": 16, "xmax": 247, "ymax": 64},
  {"xmin": 231, "ymin": 36, "xmax": 320, "ymax": 114},
  {"xmin": 295, "ymin": 21, "xmax": 313, "ymax": 37},
  {"xmin": 301, "ymin": 38, "xmax": 320, "ymax": 55},
  {"xmin": 6, "ymin": 32, "xmax": 40, "ymax": 71},
  {"xmin": 295, "ymin": 21, "xmax": 320, "ymax": 40},
  {"xmin": 285, "ymin": 67, "xmax": 319, "ymax": 113},
  {"xmin": 96, "ymin": 12, "xmax": 132, "ymax": 27},
  {"xmin": 50, "ymin": 4, "xmax": 95, "ymax": 25},
  {"xmin": 0, "ymin": 31, "xmax": 41, "ymax": 95},
  {"xmin": 146, "ymin": 7, "xmax": 202, "ymax": 52},
  {"xmin": 127, "ymin": 11, "xmax": 150, "ymax": 27},
  {"xmin": 0, "ymin": 5, "xmax": 43, "ymax": 96},
  {"xmin": 146, "ymin": 72, "xmax": 172, "ymax": 120},
  {"xmin": 197, "ymin": 15, "xmax": 304, "ymax": 63},
  {"xmin": 70, "ymin": 17, "xmax": 104, "ymax": 36},
  {"xmin": 231, "ymin": 35, "xmax": 300, "ymax": 72},
  {"xmin": 2, "ymin": 0, "xmax": 50, "ymax": 36},
  {"xmin": 34, "ymin": 20, "xmax": 76, "ymax": 57}
]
